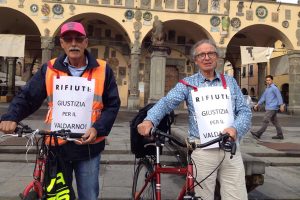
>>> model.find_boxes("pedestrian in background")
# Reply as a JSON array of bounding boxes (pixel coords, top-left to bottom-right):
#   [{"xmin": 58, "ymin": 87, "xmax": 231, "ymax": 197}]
[
  {"xmin": 251, "ymin": 75, "xmax": 285, "ymax": 140},
  {"xmin": 242, "ymin": 88, "xmax": 253, "ymax": 110},
  {"xmin": 138, "ymin": 39, "xmax": 251, "ymax": 200},
  {"xmin": 0, "ymin": 22, "xmax": 120, "ymax": 200}
]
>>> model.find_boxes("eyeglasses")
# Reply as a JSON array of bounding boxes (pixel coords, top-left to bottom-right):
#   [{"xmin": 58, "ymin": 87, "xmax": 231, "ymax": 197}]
[
  {"xmin": 195, "ymin": 52, "xmax": 217, "ymax": 60},
  {"xmin": 61, "ymin": 36, "xmax": 86, "ymax": 43}
]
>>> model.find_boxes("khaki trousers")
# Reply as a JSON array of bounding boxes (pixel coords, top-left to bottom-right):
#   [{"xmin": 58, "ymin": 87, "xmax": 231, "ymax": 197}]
[{"xmin": 191, "ymin": 148, "xmax": 248, "ymax": 200}]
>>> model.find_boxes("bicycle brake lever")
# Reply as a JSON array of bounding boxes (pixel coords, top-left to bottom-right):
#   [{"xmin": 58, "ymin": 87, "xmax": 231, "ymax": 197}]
[
  {"xmin": 15, "ymin": 127, "xmax": 23, "ymax": 137},
  {"xmin": 230, "ymin": 142, "xmax": 236, "ymax": 159}
]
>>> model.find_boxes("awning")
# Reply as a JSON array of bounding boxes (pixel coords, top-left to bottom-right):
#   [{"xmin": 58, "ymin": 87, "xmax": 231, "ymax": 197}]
[{"xmin": 0, "ymin": 34, "xmax": 25, "ymax": 57}]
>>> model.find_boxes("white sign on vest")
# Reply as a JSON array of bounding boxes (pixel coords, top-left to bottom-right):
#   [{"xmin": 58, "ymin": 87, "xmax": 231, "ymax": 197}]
[
  {"xmin": 51, "ymin": 76, "xmax": 95, "ymax": 133},
  {"xmin": 192, "ymin": 86, "xmax": 234, "ymax": 149}
]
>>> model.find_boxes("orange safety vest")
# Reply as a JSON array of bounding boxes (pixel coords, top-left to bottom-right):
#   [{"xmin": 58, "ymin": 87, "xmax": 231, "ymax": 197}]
[{"xmin": 44, "ymin": 58, "xmax": 106, "ymax": 145}]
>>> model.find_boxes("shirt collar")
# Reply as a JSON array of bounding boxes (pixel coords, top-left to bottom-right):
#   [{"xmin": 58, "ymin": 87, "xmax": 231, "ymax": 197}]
[
  {"xmin": 267, "ymin": 83, "xmax": 274, "ymax": 88},
  {"xmin": 198, "ymin": 70, "xmax": 220, "ymax": 83},
  {"xmin": 63, "ymin": 56, "xmax": 88, "ymax": 68}
]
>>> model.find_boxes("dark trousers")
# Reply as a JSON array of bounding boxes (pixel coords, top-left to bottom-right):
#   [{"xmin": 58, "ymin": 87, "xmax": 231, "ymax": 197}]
[{"xmin": 257, "ymin": 110, "xmax": 283, "ymax": 136}]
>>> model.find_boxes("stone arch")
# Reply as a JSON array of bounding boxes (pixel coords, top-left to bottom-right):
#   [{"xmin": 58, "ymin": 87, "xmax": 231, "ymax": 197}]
[
  {"xmin": 138, "ymin": 19, "xmax": 212, "ymax": 106},
  {"xmin": 141, "ymin": 20, "xmax": 214, "ymax": 81},
  {"xmin": 226, "ymin": 24, "xmax": 293, "ymax": 81},
  {"xmin": 51, "ymin": 13, "xmax": 132, "ymax": 63},
  {"xmin": 52, "ymin": 13, "xmax": 132, "ymax": 50},
  {"xmin": 227, "ymin": 24, "xmax": 293, "ymax": 67},
  {"xmin": 0, "ymin": 7, "xmax": 41, "ymax": 82},
  {"xmin": 51, "ymin": 13, "xmax": 132, "ymax": 107},
  {"xmin": 0, "ymin": 7, "xmax": 41, "ymax": 35},
  {"xmin": 141, "ymin": 19, "xmax": 214, "ymax": 49}
]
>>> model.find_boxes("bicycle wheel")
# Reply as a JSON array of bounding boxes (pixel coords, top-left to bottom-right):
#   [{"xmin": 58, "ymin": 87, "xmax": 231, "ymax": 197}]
[
  {"xmin": 132, "ymin": 159, "xmax": 156, "ymax": 200},
  {"xmin": 22, "ymin": 190, "xmax": 39, "ymax": 200}
]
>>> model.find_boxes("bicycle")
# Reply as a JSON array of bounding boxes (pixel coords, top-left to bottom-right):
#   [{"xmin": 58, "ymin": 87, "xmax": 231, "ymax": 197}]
[
  {"xmin": 0, "ymin": 122, "xmax": 83, "ymax": 200},
  {"xmin": 132, "ymin": 128, "xmax": 236, "ymax": 200}
]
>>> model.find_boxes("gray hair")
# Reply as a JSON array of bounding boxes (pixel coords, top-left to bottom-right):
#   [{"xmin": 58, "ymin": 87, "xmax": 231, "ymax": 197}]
[{"xmin": 190, "ymin": 39, "xmax": 219, "ymax": 60}]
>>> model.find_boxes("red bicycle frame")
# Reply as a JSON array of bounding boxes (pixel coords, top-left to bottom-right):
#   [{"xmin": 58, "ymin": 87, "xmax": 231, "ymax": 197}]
[
  {"xmin": 133, "ymin": 129, "xmax": 234, "ymax": 200},
  {"xmin": 134, "ymin": 146, "xmax": 196, "ymax": 200},
  {"xmin": 10, "ymin": 123, "xmax": 83, "ymax": 200},
  {"xmin": 21, "ymin": 147, "xmax": 46, "ymax": 199}
]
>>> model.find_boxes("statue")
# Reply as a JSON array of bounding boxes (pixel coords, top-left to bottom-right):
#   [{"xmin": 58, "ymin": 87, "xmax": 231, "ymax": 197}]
[
  {"xmin": 224, "ymin": 0, "xmax": 230, "ymax": 15},
  {"xmin": 18, "ymin": 0, "xmax": 25, "ymax": 8},
  {"xmin": 151, "ymin": 16, "xmax": 165, "ymax": 46},
  {"xmin": 222, "ymin": 16, "xmax": 230, "ymax": 32},
  {"xmin": 154, "ymin": 0, "xmax": 163, "ymax": 10},
  {"xmin": 211, "ymin": 0, "xmax": 220, "ymax": 13}
]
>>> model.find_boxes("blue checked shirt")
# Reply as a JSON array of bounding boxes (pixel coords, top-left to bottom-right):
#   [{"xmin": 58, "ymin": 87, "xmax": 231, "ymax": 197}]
[
  {"xmin": 258, "ymin": 83, "xmax": 283, "ymax": 110},
  {"xmin": 145, "ymin": 71, "xmax": 252, "ymax": 142}
]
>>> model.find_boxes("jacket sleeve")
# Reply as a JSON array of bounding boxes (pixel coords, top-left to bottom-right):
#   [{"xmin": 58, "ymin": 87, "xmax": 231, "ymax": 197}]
[
  {"xmin": 92, "ymin": 64, "xmax": 120, "ymax": 137},
  {"xmin": 0, "ymin": 64, "xmax": 48, "ymax": 122}
]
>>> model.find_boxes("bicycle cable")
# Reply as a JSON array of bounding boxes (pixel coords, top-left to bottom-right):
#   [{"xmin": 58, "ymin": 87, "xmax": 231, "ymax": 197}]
[
  {"xmin": 164, "ymin": 143, "xmax": 183, "ymax": 167},
  {"xmin": 25, "ymin": 130, "xmax": 38, "ymax": 162},
  {"xmin": 187, "ymin": 149, "xmax": 226, "ymax": 192}
]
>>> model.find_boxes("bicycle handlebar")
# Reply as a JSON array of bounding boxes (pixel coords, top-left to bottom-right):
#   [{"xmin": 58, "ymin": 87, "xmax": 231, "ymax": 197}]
[
  {"xmin": 150, "ymin": 128, "xmax": 187, "ymax": 148},
  {"xmin": 14, "ymin": 123, "xmax": 83, "ymax": 140},
  {"xmin": 188, "ymin": 134, "xmax": 231, "ymax": 149},
  {"xmin": 150, "ymin": 128, "xmax": 236, "ymax": 157}
]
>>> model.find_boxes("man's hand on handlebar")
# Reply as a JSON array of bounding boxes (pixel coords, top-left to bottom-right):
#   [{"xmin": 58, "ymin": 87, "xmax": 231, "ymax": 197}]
[
  {"xmin": 137, "ymin": 120, "xmax": 153, "ymax": 137},
  {"xmin": 0, "ymin": 121, "xmax": 17, "ymax": 134},
  {"xmin": 76, "ymin": 127, "xmax": 98, "ymax": 145},
  {"xmin": 222, "ymin": 127, "xmax": 237, "ymax": 141}
]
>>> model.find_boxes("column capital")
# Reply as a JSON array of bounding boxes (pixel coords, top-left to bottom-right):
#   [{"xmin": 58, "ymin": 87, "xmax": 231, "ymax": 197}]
[
  {"xmin": 131, "ymin": 41, "xmax": 141, "ymax": 54},
  {"xmin": 149, "ymin": 45, "xmax": 171, "ymax": 55},
  {"xmin": 41, "ymin": 36, "xmax": 54, "ymax": 50},
  {"xmin": 288, "ymin": 50, "xmax": 300, "ymax": 56},
  {"xmin": 217, "ymin": 46, "xmax": 227, "ymax": 58}
]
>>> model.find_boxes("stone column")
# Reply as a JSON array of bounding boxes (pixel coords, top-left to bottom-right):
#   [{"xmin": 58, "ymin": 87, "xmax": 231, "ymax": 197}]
[
  {"xmin": 41, "ymin": 36, "xmax": 54, "ymax": 64},
  {"xmin": 7, "ymin": 57, "xmax": 16, "ymax": 99},
  {"xmin": 143, "ymin": 58, "xmax": 151, "ymax": 105},
  {"xmin": 288, "ymin": 50, "xmax": 300, "ymax": 115},
  {"xmin": 216, "ymin": 47, "xmax": 226, "ymax": 73},
  {"xmin": 128, "ymin": 15, "xmax": 142, "ymax": 109},
  {"xmin": 128, "ymin": 51, "xmax": 141, "ymax": 109},
  {"xmin": 257, "ymin": 63, "xmax": 266, "ymax": 97},
  {"xmin": 148, "ymin": 46, "xmax": 170, "ymax": 103}
]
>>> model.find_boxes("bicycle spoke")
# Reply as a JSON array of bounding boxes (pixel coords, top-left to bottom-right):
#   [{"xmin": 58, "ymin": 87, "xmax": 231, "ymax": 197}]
[{"xmin": 132, "ymin": 159, "xmax": 156, "ymax": 200}]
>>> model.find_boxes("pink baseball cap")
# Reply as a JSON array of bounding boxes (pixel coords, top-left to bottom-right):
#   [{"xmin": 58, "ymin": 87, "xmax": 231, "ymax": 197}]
[{"xmin": 60, "ymin": 22, "xmax": 86, "ymax": 36}]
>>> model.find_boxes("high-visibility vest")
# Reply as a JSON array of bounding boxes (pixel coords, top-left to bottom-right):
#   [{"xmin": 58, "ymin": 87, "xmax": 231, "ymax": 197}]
[{"xmin": 44, "ymin": 58, "xmax": 106, "ymax": 145}]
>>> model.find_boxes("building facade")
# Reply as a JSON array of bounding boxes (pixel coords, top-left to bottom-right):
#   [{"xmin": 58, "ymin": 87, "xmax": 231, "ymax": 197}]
[{"xmin": 1, "ymin": 0, "xmax": 300, "ymax": 114}]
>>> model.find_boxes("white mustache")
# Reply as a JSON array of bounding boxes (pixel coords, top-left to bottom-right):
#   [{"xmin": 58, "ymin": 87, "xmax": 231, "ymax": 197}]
[{"xmin": 69, "ymin": 47, "xmax": 80, "ymax": 51}]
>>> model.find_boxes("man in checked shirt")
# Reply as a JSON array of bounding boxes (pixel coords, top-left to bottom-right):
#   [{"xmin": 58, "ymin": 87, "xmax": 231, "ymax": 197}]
[{"xmin": 138, "ymin": 39, "xmax": 251, "ymax": 200}]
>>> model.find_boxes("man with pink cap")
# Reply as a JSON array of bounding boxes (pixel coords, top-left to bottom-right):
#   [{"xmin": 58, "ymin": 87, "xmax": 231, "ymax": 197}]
[{"xmin": 0, "ymin": 22, "xmax": 120, "ymax": 200}]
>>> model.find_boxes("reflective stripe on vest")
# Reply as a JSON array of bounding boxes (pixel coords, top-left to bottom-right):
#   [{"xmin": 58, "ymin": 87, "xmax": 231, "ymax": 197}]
[{"xmin": 45, "ymin": 58, "xmax": 106, "ymax": 145}]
